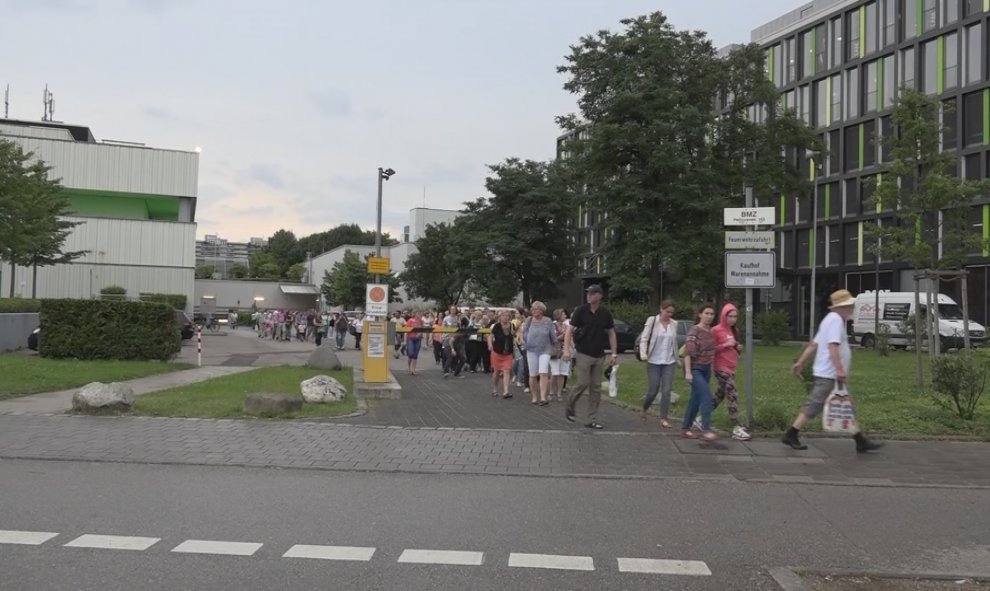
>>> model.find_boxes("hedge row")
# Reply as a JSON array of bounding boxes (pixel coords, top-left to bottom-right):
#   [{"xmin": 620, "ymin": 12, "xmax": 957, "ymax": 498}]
[
  {"xmin": 39, "ymin": 299, "xmax": 181, "ymax": 361},
  {"xmin": 0, "ymin": 298, "xmax": 42, "ymax": 313},
  {"xmin": 139, "ymin": 293, "xmax": 188, "ymax": 310}
]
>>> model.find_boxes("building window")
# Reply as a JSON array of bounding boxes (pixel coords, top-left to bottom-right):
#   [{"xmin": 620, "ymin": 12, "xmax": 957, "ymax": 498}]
[
  {"xmin": 831, "ymin": 73, "xmax": 843, "ymax": 123},
  {"xmin": 816, "ymin": 225, "xmax": 827, "ymax": 267},
  {"xmin": 903, "ymin": 0, "xmax": 918, "ymax": 41},
  {"xmin": 865, "ymin": 2, "xmax": 878, "ymax": 55},
  {"xmin": 817, "ymin": 183, "xmax": 830, "ymax": 219},
  {"xmin": 831, "ymin": 16, "xmax": 844, "ymax": 68},
  {"xmin": 964, "ymin": 0, "xmax": 983, "ymax": 16},
  {"xmin": 901, "ymin": 47, "xmax": 916, "ymax": 89},
  {"xmin": 785, "ymin": 37, "xmax": 797, "ymax": 84},
  {"xmin": 880, "ymin": 116, "xmax": 894, "ymax": 161},
  {"xmin": 862, "ymin": 175, "xmax": 878, "ymax": 212},
  {"xmin": 964, "ymin": 153, "xmax": 981, "ymax": 179},
  {"xmin": 848, "ymin": 9, "xmax": 862, "ymax": 60},
  {"xmin": 944, "ymin": 0, "xmax": 959, "ymax": 24},
  {"xmin": 883, "ymin": 54, "xmax": 896, "ymax": 108},
  {"xmin": 922, "ymin": 0, "xmax": 938, "ymax": 33},
  {"xmin": 922, "ymin": 39, "xmax": 938, "ymax": 95},
  {"xmin": 943, "ymin": 97, "xmax": 959, "ymax": 149},
  {"xmin": 829, "ymin": 129, "xmax": 842, "ymax": 174},
  {"xmin": 816, "ymin": 24, "xmax": 828, "ymax": 73},
  {"xmin": 965, "ymin": 23, "xmax": 982, "ymax": 86},
  {"xmin": 803, "ymin": 29, "xmax": 815, "ymax": 77},
  {"xmin": 883, "ymin": 0, "xmax": 897, "ymax": 46},
  {"xmin": 784, "ymin": 89, "xmax": 796, "ymax": 113},
  {"xmin": 970, "ymin": 206, "xmax": 985, "ymax": 255},
  {"xmin": 864, "ymin": 123, "xmax": 877, "ymax": 167},
  {"xmin": 844, "ymin": 223, "xmax": 860, "ymax": 264},
  {"xmin": 865, "ymin": 61, "xmax": 879, "ymax": 112},
  {"xmin": 945, "ymin": 32, "xmax": 959, "ymax": 91},
  {"xmin": 815, "ymin": 79, "xmax": 828, "ymax": 126},
  {"xmin": 847, "ymin": 67, "xmax": 860, "ymax": 119},
  {"xmin": 963, "ymin": 90, "xmax": 983, "ymax": 146},
  {"xmin": 783, "ymin": 231, "xmax": 796, "ymax": 267},
  {"xmin": 798, "ymin": 192, "xmax": 811, "ymax": 224},
  {"xmin": 845, "ymin": 125, "xmax": 860, "ymax": 171},
  {"xmin": 800, "ymin": 84, "xmax": 811, "ymax": 124},
  {"xmin": 828, "ymin": 224, "xmax": 842, "ymax": 266},
  {"xmin": 798, "ymin": 229, "xmax": 811, "ymax": 268}
]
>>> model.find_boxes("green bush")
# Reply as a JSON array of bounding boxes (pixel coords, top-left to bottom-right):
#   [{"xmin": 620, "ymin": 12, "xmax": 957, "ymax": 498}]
[
  {"xmin": 607, "ymin": 301, "xmax": 653, "ymax": 333},
  {"xmin": 237, "ymin": 311, "xmax": 253, "ymax": 326},
  {"xmin": 0, "ymin": 298, "xmax": 42, "ymax": 313},
  {"xmin": 39, "ymin": 299, "xmax": 181, "ymax": 361},
  {"xmin": 140, "ymin": 293, "xmax": 188, "ymax": 310},
  {"xmin": 755, "ymin": 310, "xmax": 790, "ymax": 346},
  {"xmin": 930, "ymin": 351, "xmax": 989, "ymax": 420},
  {"xmin": 99, "ymin": 285, "xmax": 127, "ymax": 301}
]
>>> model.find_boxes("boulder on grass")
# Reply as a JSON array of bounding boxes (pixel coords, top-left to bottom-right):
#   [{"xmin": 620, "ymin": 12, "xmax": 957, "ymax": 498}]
[
  {"xmin": 300, "ymin": 375, "xmax": 348, "ymax": 403},
  {"xmin": 72, "ymin": 382, "xmax": 135, "ymax": 413},
  {"xmin": 244, "ymin": 393, "xmax": 303, "ymax": 417},
  {"xmin": 306, "ymin": 347, "xmax": 343, "ymax": 371}
]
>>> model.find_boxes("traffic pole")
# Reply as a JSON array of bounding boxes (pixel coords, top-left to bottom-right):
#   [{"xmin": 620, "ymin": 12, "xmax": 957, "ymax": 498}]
[{"xmin": 197, "ymin": 326, "xmax": 202, "ymax": 367}]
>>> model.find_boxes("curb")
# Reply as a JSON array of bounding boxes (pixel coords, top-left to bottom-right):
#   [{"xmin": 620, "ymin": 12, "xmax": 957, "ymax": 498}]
[{"xmin": 773, "ymin": 566, "xmax": 990, "ymax": 589}]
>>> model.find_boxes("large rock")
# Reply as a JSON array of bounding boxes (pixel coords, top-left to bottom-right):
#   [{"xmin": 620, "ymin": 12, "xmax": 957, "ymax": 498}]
[
  {"xmin": 244, "ymin": 393, "xmax": 303, "ymax": 416},
  {"xmin": 300, "ymin": 375, "xmax": 348, "ymax": 403},
  {"xmin": 72, "ymin": 382, "xmax": 135, "ymax": 413},
  {"xmin": 306, "ymin": 346, "xmax": 343, "ymax": 371}
]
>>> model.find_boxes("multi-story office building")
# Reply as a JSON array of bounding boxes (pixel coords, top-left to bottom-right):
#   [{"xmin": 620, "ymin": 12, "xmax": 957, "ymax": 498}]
[
  {"xmin": 751, "ymin": 0, "xmax": 990, "ymax": 334},
  {"xmin": 194, "ymin": 234, "xmax": 267, "ymax": 278}
]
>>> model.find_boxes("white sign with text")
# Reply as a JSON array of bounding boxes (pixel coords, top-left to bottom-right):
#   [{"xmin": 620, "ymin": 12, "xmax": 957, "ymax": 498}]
[
  {"xmin": 723, "ymin": 207, "xmax": 776, "ymax": 226},
  {"xmin": 724, "ymin": 252, "xmax": 776, "ymax": 288}
]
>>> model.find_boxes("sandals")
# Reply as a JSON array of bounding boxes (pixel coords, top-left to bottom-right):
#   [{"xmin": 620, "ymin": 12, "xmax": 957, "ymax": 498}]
[
  {"xmin": 702, "ymin": 431, "xmax": 718, "ymax": 441},
  {"xmin": 659, "ymin": 419, "xmax": 670, "ymax": 429},
  {"xmin": 680, "ymin": 430, "xmax": 697, "ymax": 439}
]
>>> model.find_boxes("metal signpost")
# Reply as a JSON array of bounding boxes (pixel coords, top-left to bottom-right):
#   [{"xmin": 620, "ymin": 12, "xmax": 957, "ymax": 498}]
[{"xmin": 724, "ymin": 191, "xmax": 775, "ymax": 427}]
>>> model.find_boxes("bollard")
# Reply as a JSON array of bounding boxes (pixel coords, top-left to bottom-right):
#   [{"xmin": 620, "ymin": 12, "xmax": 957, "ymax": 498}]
[{"xmin": 197, "ymin": 326, "xmax": 202, "ymax": 367}]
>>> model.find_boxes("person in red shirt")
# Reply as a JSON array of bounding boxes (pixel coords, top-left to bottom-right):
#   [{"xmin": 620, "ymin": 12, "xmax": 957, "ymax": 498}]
[
  {"xmin": 405, "ymin": 310, "xmax": 425, "ymax": 375},
  {"xmin": 710, "ymin": 303, "xmax": 751, "ymax": 441}
]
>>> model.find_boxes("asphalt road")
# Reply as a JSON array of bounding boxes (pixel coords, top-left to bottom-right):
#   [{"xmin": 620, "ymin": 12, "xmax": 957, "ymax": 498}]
[{"xmin": 1, "ymin": 459, "xmax": 987, "ymax": 590}]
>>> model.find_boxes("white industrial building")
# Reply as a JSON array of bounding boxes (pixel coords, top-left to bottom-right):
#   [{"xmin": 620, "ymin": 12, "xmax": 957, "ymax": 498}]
[{"xmin": 0, "ymin": 118, "xmax": 198, "ymax": 308}]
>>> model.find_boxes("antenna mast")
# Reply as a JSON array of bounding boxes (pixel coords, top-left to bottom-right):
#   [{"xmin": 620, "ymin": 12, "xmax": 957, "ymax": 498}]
[
  {"xmin": 42, "ymin": 85, "xmax": 55, "ymax": 121},
  {"xmin": 3, "ymin": 84, "xmax": 8, "ymax": 118}
]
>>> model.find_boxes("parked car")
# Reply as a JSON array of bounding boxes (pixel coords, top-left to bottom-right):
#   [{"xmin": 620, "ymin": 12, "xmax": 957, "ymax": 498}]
[
  {"xmin": 612, "ymin": 319, "xmax": 638, "ymax": 353},
  {"xmin": 27, "ymin": 327, "xmax": 40, "ymax": 351}
]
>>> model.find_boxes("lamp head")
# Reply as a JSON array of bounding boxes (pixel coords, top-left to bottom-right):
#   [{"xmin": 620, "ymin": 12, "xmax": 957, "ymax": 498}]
[{"xmin": 380, "ymin": 167, "xmax": 396, "ymax": 180}]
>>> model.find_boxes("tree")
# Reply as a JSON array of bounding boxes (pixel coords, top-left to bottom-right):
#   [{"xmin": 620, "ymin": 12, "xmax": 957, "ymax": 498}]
[
  {"xmin": 556, "ymin": 14, "xmax": 818, "ymax": 304},
  {"xmin": 321, "ymin": 250, "xmax": 401, "ymax": 309},
  {"xmin": 455, "ymin": 158, "xmax": 576, "ymax": 306},
  {"xmin": 248, "ymin": 251, "xmax": 277, "ymax": 278},
  {"xmin": 195, "ymin": 263, "xmax": 216, "ymax": 279},
  {"xmin": 229, "ymin": 263, "xmax": 249, "ymax": 279},
  {"xmin": 285, "ymin": 262, "xmax": 306, "ymax": 282},
  {"xmin": 869, "ymin": 88, "xmax": 990, "ymax": 271},
  {"xmin": 267, "ymin": 229, "xmax": 301, "ymax": 276},
  {"xmin": 400, "ymin": 223, "xmax": 470, "ymax": 308},
  {"xmin": 297, "ymin": 224, "xmax": 398, "ymax": 257},
  {"xmin": 0, "ymin": 139, "xmax": 86, "ymax": 297}
]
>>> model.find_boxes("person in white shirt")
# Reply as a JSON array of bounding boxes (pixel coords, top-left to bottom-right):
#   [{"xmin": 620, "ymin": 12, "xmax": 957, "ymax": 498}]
[
  {"xmin": 787, "ymin": 289, "xmax": 884, "ymax": 453},
  {"xmin": 638, "ymin": 300, "xmax": 678, "ymax": 428}
]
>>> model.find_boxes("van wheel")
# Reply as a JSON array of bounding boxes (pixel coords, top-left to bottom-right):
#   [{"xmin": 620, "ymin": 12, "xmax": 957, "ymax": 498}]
[{"xmin": 860, "ymin": 334, "xmax": 875, "ymax": 349}]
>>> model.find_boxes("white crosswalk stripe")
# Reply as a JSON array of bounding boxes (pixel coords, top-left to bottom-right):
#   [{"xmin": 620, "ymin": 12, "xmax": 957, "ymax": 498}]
[
  {"xmin": 617, "ymin": 557, "xmax": 713, "ymax": 576},
  {"xmin": 64, "ymin": 534, "xmax": 160, "ymax": 551},
  {"xmin": 170, "ymin": 539, "xmax": 262, "ymax": 556},
  {"xmin": 0, "ymin": 530, "xmax": 59, "ymax": 545},
  {"xmin": 508, "ymin": 552, "xmax": 595, "ymax": 571},
  {"xmin": 397, "ymin": 549, "xmax": 484, "ymax": 566},
  {"xmin": 283, "ymin": 544, "xmax": 376, "ymax": 561}
]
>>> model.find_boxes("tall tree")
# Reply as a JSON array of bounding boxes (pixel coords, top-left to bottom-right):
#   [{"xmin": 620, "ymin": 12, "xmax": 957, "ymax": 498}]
[
  {"xmin": 455, "ymin": 158, "xmax": 576, "ymax": 306},
  {"xmin": 267, "ymin": 229, "xmax": 301, "ymax": 276},
  {"xmin": 321, "ymin": 249, "xmax": 400, "ymax": 309},
  {"xmin": 0, "ymin": 139, "xmax": 85, "ymax": 297},
  {"xmin": 229, "ymin": 263, "xmax": 249, "ymax": 279},
  {"xmin": 297, "ymin": 223, "xmax": 397, "ymax": 257},
  {"xmin": 400, "ymin": 222, "xmax": 470, "ymax": 308}
]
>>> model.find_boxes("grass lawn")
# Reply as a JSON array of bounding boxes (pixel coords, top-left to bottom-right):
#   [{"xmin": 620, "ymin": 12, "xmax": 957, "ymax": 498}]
[
  {"xmin": 616, "ymin": 346, "xmax": 990, "ymax": 439},
  {"xmin": 133, "ymin": 366, "xmax": 357, "ymax": 419},
  {"xmin": 0, "ymin": 355, "xmax": 192, "ymax": 401}
]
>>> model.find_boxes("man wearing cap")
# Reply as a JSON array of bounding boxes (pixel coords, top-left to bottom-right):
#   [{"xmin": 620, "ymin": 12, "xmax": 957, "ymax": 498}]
[
  {"xmin": 786, "ymin": 289, "xmax": 884, "ymax": 453},
  {"xmin": 563, "ymin": 284, "xmax": 617, "ymax": 430}
]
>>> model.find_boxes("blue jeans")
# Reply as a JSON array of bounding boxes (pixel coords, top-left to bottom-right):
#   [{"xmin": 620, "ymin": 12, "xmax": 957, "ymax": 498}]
[
  {"xmin": 681, "ymin": 365, "xmax": 713, "ymax": 431},
  {"xmin": 644, "ymin": 362, "xmax": 676, "ymax": 419}
]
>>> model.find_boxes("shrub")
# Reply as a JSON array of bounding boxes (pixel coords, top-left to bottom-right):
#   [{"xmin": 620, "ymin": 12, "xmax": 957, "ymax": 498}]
[
  {"xmin": 0, "ymin": 298, "xmax": 42, "ymax": 313},
  {"xmin": 237, "ymin": 311, "xmax": 253, "ymax": 326},
  {"xmin": 39, "ymin": 299, "xmax": 181, "ymax": 361},
  {"xmin": 755, "ymin": 310, "xmax": 790, "ymax": 346},
  {"xmin": 875, "ymin": 323, "xmax": 891, "ymax": 357},
  {"xmin": 100, "ymin": 285, "xmax": 127, "ymax": 301},
  {"xmin": 930, "ymin": 351, "xmax": 989, "ymax": 420},
  {"xmin": 608, "ymin": 301, "xmax": 652, "ymax": 334},
  {"xmin": 140, "ymin": 293, "xmax": 188, "ymax": 310}
]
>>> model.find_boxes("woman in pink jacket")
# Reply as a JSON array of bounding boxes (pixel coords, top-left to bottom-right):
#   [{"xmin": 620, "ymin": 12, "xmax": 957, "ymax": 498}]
[{"xmin": 711, "ymin": 303, "xmax": 751, "ymax": 441}]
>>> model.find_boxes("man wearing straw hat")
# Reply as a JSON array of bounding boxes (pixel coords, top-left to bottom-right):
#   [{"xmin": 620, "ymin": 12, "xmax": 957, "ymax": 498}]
[{"xmin": 786, "ymin": 289, "xmax": 884, "ymax": 453}]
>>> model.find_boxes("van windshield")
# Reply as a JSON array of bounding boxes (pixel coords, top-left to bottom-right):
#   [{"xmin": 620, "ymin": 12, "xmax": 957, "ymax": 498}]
[{"xmin": 938, "ymin": 304, "xmax": 964, "ymax": 320}]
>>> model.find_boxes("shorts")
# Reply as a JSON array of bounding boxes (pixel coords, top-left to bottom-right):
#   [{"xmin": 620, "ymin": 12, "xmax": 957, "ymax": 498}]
[
  {"xmin": 802, "ymin": 377, "xmax": 837, "ymax": 419},
  {"xmin": 491, "ymin": 351, "xmax": 513, "ymax": 371},
  {"xmin": 549, "ymin": 358, "xmax": 570, "ymax": 377},
  {"xmin": 406, "ymin": 338, "xmax": 422, "ymax": 360},
  {"xmin": 526, "ymin": 351, "xmax": 551, "ymax": 375}
]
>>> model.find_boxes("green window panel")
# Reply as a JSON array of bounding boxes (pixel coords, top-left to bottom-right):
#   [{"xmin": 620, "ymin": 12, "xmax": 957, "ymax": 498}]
[
  {"xmin": 984, "ymin": 89, "xmax": 989, "ymax": 144},
  {"xmin": 984, "ymin": 204, "xmax": 989, "ymax": 257}
]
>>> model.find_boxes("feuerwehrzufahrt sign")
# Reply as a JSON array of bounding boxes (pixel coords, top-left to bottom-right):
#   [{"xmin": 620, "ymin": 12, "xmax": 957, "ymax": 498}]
[{"xmin": 725, "ymin": 252, "xmax": 776, "ymax": 288}]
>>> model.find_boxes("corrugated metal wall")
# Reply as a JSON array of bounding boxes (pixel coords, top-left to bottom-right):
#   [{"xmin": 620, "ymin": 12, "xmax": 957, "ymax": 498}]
[
  {"xmin": 0, "ymin": 124, "xmax": 73, "ymax": 141},
  {"xmin": 3, "ymin": 136, "xmax": 198, "ymax": 197},
  {"xmin": 1, "ymin": 263, "xmax": 193, "ymax": 306},
  {"xmin": 60, "ymin": 216, "xmax": 196, "ymax": 267}
]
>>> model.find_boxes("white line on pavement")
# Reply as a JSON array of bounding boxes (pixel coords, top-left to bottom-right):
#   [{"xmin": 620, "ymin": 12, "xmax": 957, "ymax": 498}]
[
  {"xmin": 397, "ymin": 549, "xmax": 484, "ymax": 566},
  {"xmin": 508, "ymin": 553, "xmax": 595, "ymax": 571},
  {"xmin": 283, "ymin": 545, "xmax": 376, "ymax": 561},
  {"xmin": 617, "ymin": 557, "xmax": 712, "ymax": 576},
  {"xmin": 171, "ymin": 539, "xmax": 263, "ymax": 556},
  {"xmin": 0, "ymin": 530, "xmax": 59, "ymax": 545},
  {"xmin": 64, "ymin": 534, "xmax": 160, "ymax": 551}
]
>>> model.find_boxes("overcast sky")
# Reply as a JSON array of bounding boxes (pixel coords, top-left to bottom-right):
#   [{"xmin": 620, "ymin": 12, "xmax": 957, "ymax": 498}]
[{"xmin": 3, "ymin": 0, "xmax": 800, "ymax": 243}]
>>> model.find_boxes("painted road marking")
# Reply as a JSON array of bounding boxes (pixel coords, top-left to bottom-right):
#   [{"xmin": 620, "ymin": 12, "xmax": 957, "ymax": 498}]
[
  {"xmin": 508, "ymin": 553, "xmax": 595, "ymax": 571},
  {"xmin": 617, "ymin": 557, "xmax": 712, "ymax": 576},
  {"xmin": 397, "ymin": 549, "xmax": 484, "ymax": 566},
  {"xmin": 171, "ymin": 539, "xmax": 262, "ymax": 556},
  {"xmin": 64, "ymin": 534, "xmax": 160, "ymax": 551},
  {"xmin": 283, "ymin": 545, "xmax": 376, "ymax": 561},
  {"xmin": 0, "ymin": 530, "xmax": 59, "ymax": 545}
]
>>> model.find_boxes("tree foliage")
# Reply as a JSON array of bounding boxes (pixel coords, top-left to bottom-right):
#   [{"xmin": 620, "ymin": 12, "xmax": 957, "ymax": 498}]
[
  {"xmin": 321, "ymin": 249, "xmax": 400, "ymax": 310},
  {"xmin": 0, "ymin": 138, "xmax": 86, "ymax": 297},
  {"xmin": 195, "ymin": 263, "xmax": 216, "ymax": 279},
  {"xmin": 285, "ymin": 262, "xmax": 306, "ymax": 282},
  {"xmin": 229, "ymin": 263, "xmax": 249, "ymax": 279},
  {"xmin": 400, "ymin": 222, "xmax": 471, "ymax": 308},
  {"xmin": 868, "ymin": 88, "xmax": 990, "ymax": 270}
]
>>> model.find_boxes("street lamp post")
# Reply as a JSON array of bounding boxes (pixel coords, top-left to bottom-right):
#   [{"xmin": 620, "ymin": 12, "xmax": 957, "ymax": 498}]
[{"xmin": 375, "ymin": 167, "xmax": 396, "ymax": 284}]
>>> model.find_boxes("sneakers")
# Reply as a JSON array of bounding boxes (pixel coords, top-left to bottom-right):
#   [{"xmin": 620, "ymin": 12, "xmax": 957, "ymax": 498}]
[
  {"xmin": 731, "ymin": 426, "xmax": 752, "ymax": 441},
  {"xmin": 692, "ymin": 418, "xmax": 703, "ymax": 432},
  {"xmin": 565, "ymin": 408, "xmax": 576, "ymax": 422},
  {"xmin": 781, "ymin": 431, "xmax": 808, "ymax": 450},
  {"xmin": 585, "ymin": 422, "xmax": 604, "ymax": 430},
  {"xmin": 523, "ymin": 387, "xmax": 530, "ymax": 393}
]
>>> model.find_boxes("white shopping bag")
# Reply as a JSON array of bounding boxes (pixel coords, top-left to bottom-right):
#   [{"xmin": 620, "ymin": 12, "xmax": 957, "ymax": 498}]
[
  {"xmin": 822, "ymin": 383, "xmax": 859, "ymax": 434},
  {"xmin": 608, "ymin": 365, "xmax": 618, "ymax": 399}
]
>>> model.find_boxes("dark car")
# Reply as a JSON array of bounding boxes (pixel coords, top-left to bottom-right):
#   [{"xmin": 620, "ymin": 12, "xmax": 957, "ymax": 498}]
[
  {"xmin": 611, "ymin": 319, "xmax": 638, "ymax": 353},
  {"xmin": 175, "ymin": 310, "xmax": 195, "ymax": 340}
]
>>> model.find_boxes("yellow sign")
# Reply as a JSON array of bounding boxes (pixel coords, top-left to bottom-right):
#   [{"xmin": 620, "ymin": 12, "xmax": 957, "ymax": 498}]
[
  {"xmin": 367, "ymin": 256, "xmax": 390, "ymax": 274},
  {"xmin": 362, "ymin": 320, "xmax": 390, "ymax": 383}
]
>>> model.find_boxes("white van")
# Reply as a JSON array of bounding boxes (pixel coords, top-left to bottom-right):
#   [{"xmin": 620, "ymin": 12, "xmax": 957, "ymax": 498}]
[{"xmin": 852, "ymin": 291, "xmax": 986, "ymax": 349}]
